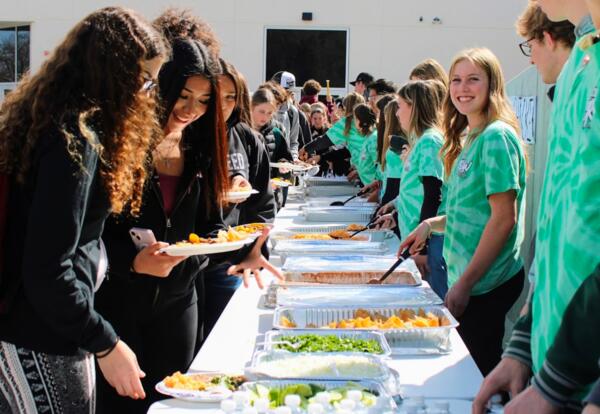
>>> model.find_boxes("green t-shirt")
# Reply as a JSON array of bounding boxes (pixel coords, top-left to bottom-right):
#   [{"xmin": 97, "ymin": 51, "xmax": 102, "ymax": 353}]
[
  {"xmin": 532, "ymin": 34, "xmax": 600, "ymax": 377},
  {"xmin": 395, "ymin": 129, "xmax": 444, "ymax": 239},
  {"xmin": 355, "ymin": 130, "xmax": 378, "ymax": 185},
  {"xmin": 443, "ymin": 120, "xmax": 526, "ymax": 296},
  {"xmin": 379, "ymin": 148, "xmax": 404, "ymax": 197},
  {"xmin": 327, "ymin": 117, "xmax": 366, "ymax": 166}
]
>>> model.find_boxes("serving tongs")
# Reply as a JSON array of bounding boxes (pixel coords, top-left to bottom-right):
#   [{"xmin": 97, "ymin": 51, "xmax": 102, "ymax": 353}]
[{"xmin": 367, "ymin": 249, "xmax": 412, "ymax": 284}]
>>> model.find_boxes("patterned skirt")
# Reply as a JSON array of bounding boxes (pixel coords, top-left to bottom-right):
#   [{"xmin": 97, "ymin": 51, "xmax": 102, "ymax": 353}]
[{"xmin": 0, "ymin": 342, "xmax": 95, "ymax": 414}]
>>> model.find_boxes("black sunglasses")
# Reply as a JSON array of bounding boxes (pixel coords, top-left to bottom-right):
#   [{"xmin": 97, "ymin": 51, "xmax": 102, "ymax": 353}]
[{"xmin": 519, "ymin": 39, "xmax": 533, "ymax": 57}]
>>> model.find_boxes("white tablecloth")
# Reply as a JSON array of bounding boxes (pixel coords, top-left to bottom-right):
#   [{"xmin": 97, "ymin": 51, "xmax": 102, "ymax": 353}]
[{"xmin": 148, "ymin": 195, "xmax": 483, "ymax": 413}]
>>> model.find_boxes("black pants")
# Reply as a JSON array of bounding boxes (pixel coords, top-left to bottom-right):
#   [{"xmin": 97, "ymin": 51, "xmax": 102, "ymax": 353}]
[
  {"xmin": 457, "ymin": 268, "xmax": 525, "ymax": 376},
  {"xmin": 95, "ymin": 282, "xmax": 198, "ymax": 414}
]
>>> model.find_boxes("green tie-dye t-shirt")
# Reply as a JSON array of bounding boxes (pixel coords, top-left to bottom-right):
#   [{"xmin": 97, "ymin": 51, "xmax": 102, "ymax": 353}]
[
  {"xmin": 396, "ymin": 129, "xmax": 444, "ymax": 239},
  {"xmin": 355, "ymin": 130, "xmax": 378, "ymax": 185},
  {"xmin": 327, "ymin": 117, "xmax": 366, "ymax": 166},
  {"xmin": 443, "ymin": 120, "xmax": 526, "ymax": 296}
]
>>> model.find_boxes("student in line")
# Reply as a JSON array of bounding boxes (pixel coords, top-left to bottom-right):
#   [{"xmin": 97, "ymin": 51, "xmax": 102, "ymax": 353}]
[
  {"xmin": 409, "ymin": 58, "xmax": 449, "ymax": 88},
  {"xmin": 96, "ymin": 37, "xmax": 281, "ymax": 413},
  {"xmin": 200, "ymin": 60, "xmax": 276, "ymax": 341},
  {"xmin": 353, "ymin": 103, "xmax": 379, "ymax": 186},
  {"xmin": 400, "ymin": 48, "xmax": 528, "ymax": 376},
  {"xmin": 0, "ymin": 7, "xmax": 169, "ymax": 412}
]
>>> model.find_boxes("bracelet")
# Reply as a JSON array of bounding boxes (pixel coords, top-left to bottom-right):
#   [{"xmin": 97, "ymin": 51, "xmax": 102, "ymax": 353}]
[{"xmin": 95, "ymin": 337, "xmax": 119, "ymax": 359}]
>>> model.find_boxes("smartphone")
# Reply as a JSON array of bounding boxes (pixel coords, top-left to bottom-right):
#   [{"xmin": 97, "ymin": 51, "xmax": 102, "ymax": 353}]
[
  {"xmin": 389, "ymin": 135, "xmax": 409, "ymax": 155},
  {"xmin": 129, "ymin": 227, "xmax": 157, "ymax": 251}
]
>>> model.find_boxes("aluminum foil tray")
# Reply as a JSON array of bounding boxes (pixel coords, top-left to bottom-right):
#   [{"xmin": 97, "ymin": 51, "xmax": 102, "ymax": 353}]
[
  {"xmin": 304, "ymin": 176, "xmax": 356, "ymax": 186},
  {"xmin": 305, "ymin": 185, "xmax": 358, "ymax": 197},
  {"xmin": 239, "ymin": 379, "xmax": 397, "ymax": 413},
  {"xmin": 271, "ymin": 285, "xmax": 440, "ymax": 308},
  {"xmin": 273, "ymin": 306, "xmax": 458, "ymax": 355},
  {"xmin": 262, "ymin": 329, "xmax": 392, "ymax": 358},
  {"xmin": 273, "ymin": 241, "xmax": 388, "ymax": 263},
  {"xmin": 247, "ymin": 351, "xmax": 391, "ymax": 383}
]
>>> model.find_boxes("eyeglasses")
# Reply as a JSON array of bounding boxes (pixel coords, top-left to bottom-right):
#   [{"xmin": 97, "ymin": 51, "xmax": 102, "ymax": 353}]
[
  {"xmin": 141, "ymin": 78, "xmax": 158, "ymax": 93},
  {"xmin": 519, "ymin": 39, "xmax": 533, "ymax": 57}
]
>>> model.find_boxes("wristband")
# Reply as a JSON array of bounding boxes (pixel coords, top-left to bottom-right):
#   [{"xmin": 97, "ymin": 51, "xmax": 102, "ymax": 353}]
[{"xmin": 96, "ymin": 337, "xmax": 119, "ymax": 359}]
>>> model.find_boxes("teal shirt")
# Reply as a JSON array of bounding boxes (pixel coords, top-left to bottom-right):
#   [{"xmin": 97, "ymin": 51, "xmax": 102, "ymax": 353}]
[
  {"xmin": 395, "ymin": 129, "xmax": 444, "ymax": 239},
  {"xmin": 355, "ymin": 130, "xmax": 378, "ymax": 185},
  {"xmin": 532, "ymin": 31, "xmax": 600, "ymax": 381},
  {"xmin": 380, "ymin": 149, "xmax": 403, "ymax": 197},
  {"xmin": 443, "ymin": 121, "xmax": 526, "ymax": 296},
  {"xmin": 327, "ymin": 117, "xmax": 366, "ymax": 166}
]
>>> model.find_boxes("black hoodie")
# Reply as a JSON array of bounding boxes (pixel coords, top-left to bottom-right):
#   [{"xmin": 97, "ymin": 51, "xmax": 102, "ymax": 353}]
[{"xmin": 224, "ymin": 121, "xmax": 276, "ymax": 226}]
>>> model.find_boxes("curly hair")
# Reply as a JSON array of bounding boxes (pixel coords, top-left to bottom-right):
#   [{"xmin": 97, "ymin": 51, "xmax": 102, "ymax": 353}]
[
  {"xmin": 153, "ymin": 8, "xmax": 221, "ymax": 58},
  {"xmin": 302, "ymin": 79, "xmax": 322, "ymax": 96},
  {"xmin": 0, "ymin": 7, "xmax": 169, "ymax": 215}
]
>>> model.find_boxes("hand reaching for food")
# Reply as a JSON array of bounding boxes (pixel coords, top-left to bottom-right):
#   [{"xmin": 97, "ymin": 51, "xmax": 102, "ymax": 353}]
[
  {"xmin": 227, "ymin": 228, "xmax": 284, "ymax": 289},
  {"xmin": 228, "ymin": 175, "xmax": 253, "ymax": 203}
]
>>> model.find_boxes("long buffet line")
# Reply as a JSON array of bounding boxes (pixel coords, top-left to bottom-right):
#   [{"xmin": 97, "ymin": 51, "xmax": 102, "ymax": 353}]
[{"xmin": 148, "ymin": 176, "xmax": 483, "ymax": 414}]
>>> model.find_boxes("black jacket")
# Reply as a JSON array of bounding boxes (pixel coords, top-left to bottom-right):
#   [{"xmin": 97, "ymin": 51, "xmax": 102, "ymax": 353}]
[
  {"xmin": 260, "ymin": 120, "xmax": 292, "ymax": 165},
  {"xmin": 224, "ymin": 122, "xmax": 276, "ymax": 227},
  {"xmin": 98, "ymin": 136, "xmax": 222, "ymax": 307},
  {"xmin": 0, "ymin": 122, "xmax": 117, "ymax": 355}
]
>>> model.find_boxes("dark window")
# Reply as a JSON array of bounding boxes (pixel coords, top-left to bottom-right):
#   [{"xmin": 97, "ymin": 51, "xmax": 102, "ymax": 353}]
[
  {"xmin": 0, "ymin": 27, "xmax": 16, "ymax": 82},
  {"xmin": 17, "ymin": 26, "xmax": 30, "ymax": 79},
  {"xmin": 265, "ymin": 29, "xmax": 347, "ymax": 88}
]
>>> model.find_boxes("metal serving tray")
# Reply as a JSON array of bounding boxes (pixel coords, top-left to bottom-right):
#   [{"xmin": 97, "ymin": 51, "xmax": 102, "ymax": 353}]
[
  {"xmin": 269, "ymin": 230, "xmax": 377, "ymax": 248},
  {"xmin": 302, "ymin": 206, "xmax": 376, "ymax": 223},
  {"xmin": 247, "ymin": 351, "xmax": 391, "ymax": 383},
  {"xmin": 261, "ymin": 329, "xmax": 392, "ymax": 358},
  {"xmin": 304, "ymin": 200, "xmax": 378, "ymax": 208},
  {"xmin": 271, "ymin": 285, "xmax": 440, "ymax": 308},
  {"xmin": 239, "ymin": 379, "xmax": 397, "ymax": 413},
  {"xmin": 305, "ymin": 185, "xmax": 358, "ymax": 197},
  {"xmin": 273, "ymin": 306, "xmax": 458, "ymax": 355},
  {"xmin": 273, "ymin": 241, "xmax": 388, "ymax": 263},
  {"xmin": 304, "ymin": 176, "xmax": 356, "ymax": 186}
]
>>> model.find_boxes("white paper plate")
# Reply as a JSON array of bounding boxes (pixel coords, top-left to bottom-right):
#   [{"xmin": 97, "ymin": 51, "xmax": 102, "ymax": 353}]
[
  {"xmin": 271, "ymin": 179, "xmax": 292, "ymax": 187},
  {"xmin": 269, "ymin": 162, "xmax": 312, "ymax": 171},
  {"xmin": 224, "ymin": 189, "xmax": 259, "ymax": 201},
  {"xmin": 160, "ymin": 237, "xmax": 255, "ymax": 256},
  {"xmin": 155, "ymin": 380, "xmax": 232, "ymax": 402}
]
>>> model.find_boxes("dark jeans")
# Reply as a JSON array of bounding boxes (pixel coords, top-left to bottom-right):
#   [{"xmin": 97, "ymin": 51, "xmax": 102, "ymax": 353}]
[
  {"xmin": 96, "ymin": 285, "xmax": 198, "ymax": 414},
  {"xmin": 426, "ymin": 234, "xmax": 448, "ymax": 299},
  {"xmin": 457, "ymin": 268, "xmax": 525, "ymax": 376},
  {"xmin": 195, "ymin": 263, "xmax": 241, "ymax": 352}
]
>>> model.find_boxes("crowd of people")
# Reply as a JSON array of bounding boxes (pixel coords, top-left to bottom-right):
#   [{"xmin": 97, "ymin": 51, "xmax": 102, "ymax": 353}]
[{"xmin": 0, "ymin": 0, "xmax": 597, "ymax": 413}]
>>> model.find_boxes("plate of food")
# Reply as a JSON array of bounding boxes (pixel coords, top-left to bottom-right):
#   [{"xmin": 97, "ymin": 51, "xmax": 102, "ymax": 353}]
[
  {"xmin": 270, "ymin": 162, "xmax": 313, "ymax": 172},
  {"xmin": 233, "ymin": 222, "xmax": 272, "ymax": 236},
  {"xmin": 225, "ymin": 188, "xmax": 259, "ymax": 202},
  {"xmin": 160, "ymin": 227, "xmax": 257, "ymax": 256},
  {"xmin": 271, "ymin": 177, "xmax": 294, "ymax": 187},
  {"xmin": 155, "ymin": 371, "xmax": 246, "ymax": 402}
]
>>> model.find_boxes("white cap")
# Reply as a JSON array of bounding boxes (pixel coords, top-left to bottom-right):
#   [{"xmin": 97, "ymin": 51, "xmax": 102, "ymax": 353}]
[{"xmin": 279, "ymin": 71, "xmax": 296, "ymax": 89}]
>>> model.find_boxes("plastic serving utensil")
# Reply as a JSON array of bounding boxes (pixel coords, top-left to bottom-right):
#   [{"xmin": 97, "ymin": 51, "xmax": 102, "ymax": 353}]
[
  {"xmin": 330, "ymin": 189, "xmax": 366, "ymax": 206},
  {"xmin": 367, "ymin": 249, "xmax": 412, "ymax": 284}
]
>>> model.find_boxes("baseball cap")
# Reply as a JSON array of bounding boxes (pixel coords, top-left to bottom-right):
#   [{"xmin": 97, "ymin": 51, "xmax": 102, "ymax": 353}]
[
  {"xmin": 350, "ymin": 72, "xmax": 374, "ymax": 86},
  {"xmin": 272, "ymin": 71, "xmax": 296, "ymax": 89}
]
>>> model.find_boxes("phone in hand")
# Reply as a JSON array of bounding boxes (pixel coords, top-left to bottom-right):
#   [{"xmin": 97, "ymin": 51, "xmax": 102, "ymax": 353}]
[
  {"xmin": 389, "ymin": 135, "xmax": 409, "ymax": 155},
  {"xmin": 129, "ymin": 227, "xmax": 157, "ymax": 251}
]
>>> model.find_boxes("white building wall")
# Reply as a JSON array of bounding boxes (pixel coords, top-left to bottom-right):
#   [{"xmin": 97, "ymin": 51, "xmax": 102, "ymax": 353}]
[{"xmin": 2, "ymin": 0, "xmax": 530, "ymax": 89}]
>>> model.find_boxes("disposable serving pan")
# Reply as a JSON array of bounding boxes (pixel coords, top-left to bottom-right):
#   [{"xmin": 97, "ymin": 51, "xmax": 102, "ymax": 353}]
[
  {"xmin": 305, "ymin": 185, "xmax": 358, "ymax": 197},
  {"xmin": 303, "ymin": 208, "xmax": 375, "ymax": 223},
  {"xmin": 262, "ymin": 329, "xmax": 392, "ymax": 358},
  {"xmin": 304, "ymin": 176, "xmax": 356, "ymax": 186},
  {"xmin": 279, "ymin": 255, "xmax": 420, "ymax": 285},
  {"xmin": 273, "ymin": 305, "xmax": 458, "ymax": 355},
  {"xmin": 304, "ymin": 200, "xmax": 378, "ymax": 208},
  {"xmin": 246, "ymin": 351, "xmax": 391, "ymax": 383},
  {"xmin": 239, "ymin": 379, "xmax": 397, "ymax": 413},
  {"xmin": 270, "ymin": 230, "xmax": 385, "ymax": 248},
  {"xmin": 273, "ymin": 241, "xmax": 388, "ymax": 262},
  {"xmin": 271, "ymin": 285, "xmax": 440, "ymax": 309}
]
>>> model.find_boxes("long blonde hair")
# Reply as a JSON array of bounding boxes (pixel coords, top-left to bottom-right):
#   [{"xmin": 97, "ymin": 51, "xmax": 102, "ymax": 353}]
[
  {"xmin": 342, "ymin": 92, "xmax": 366, "ymax": 136},
  {"xmin": 397, "ymin": 80, "xmax": 444, "ymax": 144},
  {"xmin": 441, "ymin": 48, "xmax": 521, "ymax": 177},
  {"xmin": 380, "ymin": 100, "xmax": 401, "ymax": 169}
]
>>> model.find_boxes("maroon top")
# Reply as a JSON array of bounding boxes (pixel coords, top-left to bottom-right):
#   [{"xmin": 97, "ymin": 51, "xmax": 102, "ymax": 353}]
[{"xmin": 158, "ymin": 173, "xmax": 180, "ymax": 216}]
